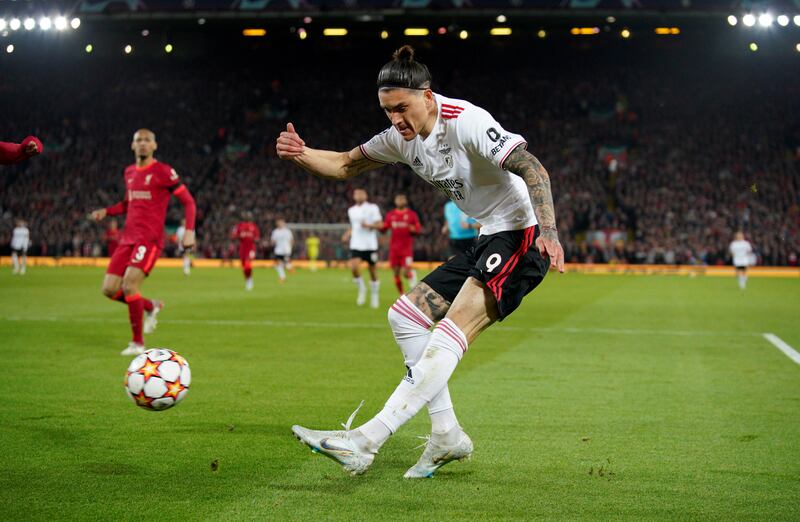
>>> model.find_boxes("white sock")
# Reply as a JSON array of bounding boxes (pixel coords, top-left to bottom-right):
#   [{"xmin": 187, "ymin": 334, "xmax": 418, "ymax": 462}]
[
  {"xmin": 388, "ymin": 297, "xmax": 461, "ymax": 435},
  {"xmin": 360, "ymin": 319, "xmax": 467, "ymax": 449},
  {"xmin": 183, "ymin": 255, "xmax": 191, "ymax": 273},
  {"xmin": 738, "ymin": 274, "xmax": 747, "ymax": 290},
  {"xmin": 370, "ymin": 280, "xmax": 380, "ymax": 296},
  {"xmin": 20, "ymin": 256, "xmax": 26, "ymax": 274},
  {"xmin": 11, "ymin": 252, "xmax": 19, "ymax": 272},
  {"xmin": 388, "ymin": 296, "xmax": 433, "ymax": 365},
  {"xmin": 276, "ymin": 264, "xmax": 286, "ymax": 280},
  {"xmin": 354, "ymin": 277, "xmax": 366, "ymax": 292}
]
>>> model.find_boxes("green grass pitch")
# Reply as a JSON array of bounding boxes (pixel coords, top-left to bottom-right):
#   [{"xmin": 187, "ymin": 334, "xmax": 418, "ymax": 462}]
[{"xmin": 1, "ymin": 266, "xmax": 798, "ymax": 520}]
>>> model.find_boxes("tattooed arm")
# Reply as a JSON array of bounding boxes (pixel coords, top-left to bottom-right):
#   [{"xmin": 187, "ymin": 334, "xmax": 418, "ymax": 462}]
[
  {"xmin": 276, "ymin": 122, "xmax": 385, "ymax": 180},
  {"xmin": 503, "ymin": 145, "xmax": 565, "ymax": 272}
]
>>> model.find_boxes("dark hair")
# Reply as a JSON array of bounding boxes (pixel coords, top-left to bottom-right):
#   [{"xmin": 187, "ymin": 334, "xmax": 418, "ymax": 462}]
[{"xmin": 377, "ymin": 45, "xmax": 432, "ymax": 91}]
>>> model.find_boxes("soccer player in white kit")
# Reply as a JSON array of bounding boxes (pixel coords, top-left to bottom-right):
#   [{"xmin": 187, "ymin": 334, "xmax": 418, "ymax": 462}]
[
  {"xmin": 10, "ymin": 219, "xmax": 30, "ymax": 275},
  {"xmin": 271, "ymin": 218, "xmax": 294, "ymax": 283},
  {"xmin": 176, "ymin": 219, "xmax": 191, "ymax": 276},
  {"xmin": 343, "ymin": 188, "xmax": 383, "ymax": 308},
  {"xmin": 729, "ymin": 231, "xmax": 754, "ymax": 290},
  {"xmin": 276, "ymin": 46, "xmax": 564, "ymax": 478}
]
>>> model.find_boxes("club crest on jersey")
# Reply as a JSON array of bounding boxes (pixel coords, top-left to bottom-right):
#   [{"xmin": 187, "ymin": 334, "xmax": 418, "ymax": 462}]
[
  {"xmin": 445, "ymin": 156, "xmax": 454, "ymax": 168},
  {"xmin": 145, "ymin": 174, "xmax": 153, "ymax": 185}
]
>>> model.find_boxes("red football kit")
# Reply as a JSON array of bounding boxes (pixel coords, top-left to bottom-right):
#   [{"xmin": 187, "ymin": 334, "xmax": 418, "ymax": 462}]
[
  {"xmin": 231, "ymin": 221, "xmax": 261, "ymax": 262},
  {"xmin": 105, "ymin": 160, "xmax": 196, "ymax": 276},
  {"xmin": 381, "ymin": 208, "xmax": 421, "ymax": 268},
  {"xmin": 0, "ymin": 136, "xmax": 43, "ymax": 165}
]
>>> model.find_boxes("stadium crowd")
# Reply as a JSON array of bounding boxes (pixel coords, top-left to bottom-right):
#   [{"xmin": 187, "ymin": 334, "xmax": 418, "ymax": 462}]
[{"xmin": 1, "ymin": 45, "xmax": 798, "ymax": 265}]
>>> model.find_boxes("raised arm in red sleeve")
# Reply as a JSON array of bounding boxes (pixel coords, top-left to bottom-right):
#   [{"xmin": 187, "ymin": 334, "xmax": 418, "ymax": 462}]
[
  {"xmin": 172, "ymin": 185, "xmax": 196, "ymax": 230},
  {"xmin": 0, "ymin": 136, "xmax": 43, "ymax": 165}
]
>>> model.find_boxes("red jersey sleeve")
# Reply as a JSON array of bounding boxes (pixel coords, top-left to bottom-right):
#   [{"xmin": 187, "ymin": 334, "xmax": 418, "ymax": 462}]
[
  {"xmin": 155, "ymin": 163, "xmax": 182, "ymax": 191},
  {"xmin": 380, "ymin": 211, "xmax": 392, "ymax": 233}
]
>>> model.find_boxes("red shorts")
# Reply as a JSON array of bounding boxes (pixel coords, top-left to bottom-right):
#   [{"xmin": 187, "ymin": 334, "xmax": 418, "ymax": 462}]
[
  {"xmin": 389, "ymin": 250, "xmax": 413, "ymax": 269},
  {"xmin": 240, "ymin": 247, "xmax": 256, "ymax": 268},
  {"xmin": 107, "ymin": 243, "xmax": 162, "ymax": 277}
]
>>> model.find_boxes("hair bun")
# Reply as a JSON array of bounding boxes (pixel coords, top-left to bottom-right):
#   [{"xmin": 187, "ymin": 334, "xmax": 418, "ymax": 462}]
[{"xmin": 393, "ymin": 45, "xmax": 415, "ymax": 62}]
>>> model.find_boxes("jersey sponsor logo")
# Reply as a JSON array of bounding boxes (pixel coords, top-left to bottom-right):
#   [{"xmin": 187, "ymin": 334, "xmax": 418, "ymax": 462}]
[
  {"xmin": 128, "ymin": 190, "xmax": 152, "ymax": 200},
  {"xmin": 430, "ymin": 178, "xmax": 465, "ymax": 201},
  {"xmin": 486, "ymin": 127, "xmax": 501, "ymax": 142},
  {"xmin": 412, "ymin": 156, "xmax": 423, "ymax": 168},
  {"xmin": 490, "ymin": 134, "xmax": 513, "ymax": 157}
]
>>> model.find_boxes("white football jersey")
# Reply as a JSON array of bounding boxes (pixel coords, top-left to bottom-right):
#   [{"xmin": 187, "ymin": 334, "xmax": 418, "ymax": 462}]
[
  {"xmin": 271, "ymin": 227, "xmax": 294, "ymax": 255},
  {"xmin": 729, "ymin": 239, "xmax": 753, "ymax": 267},
  {"xmin": 348, "ymin": 202, "xmax": 382, "ymax": 251},
  {"xmin": 11, "ymin": 226, "xmax": 29, "ymax": 250},
  {"xmin": 360, "ymin": 92, "xmax": 537, "ymax": 236}
]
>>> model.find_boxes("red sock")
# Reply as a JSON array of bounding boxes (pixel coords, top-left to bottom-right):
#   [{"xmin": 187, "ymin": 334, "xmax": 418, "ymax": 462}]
[
  {"xmin": 125, "ymin": 293, "xmax": 145, "ymax": 345},
  {"xmin": 244, "ymin": 267, "xmax": 252, "ymax": 279},
  {"xmin": 143, "ymin": 298, "xmax": 154, "ymax": 312},
  {"xmin": 109, "ymin": 289, "xmax": 126, "ymax": 304},
  {"xmin": 394, "ymin": 275, "xmax": 403, "ymax": 294}
]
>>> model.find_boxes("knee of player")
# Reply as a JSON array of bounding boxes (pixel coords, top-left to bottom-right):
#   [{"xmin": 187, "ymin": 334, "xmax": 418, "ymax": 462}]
[
  {"xmin": 121, "ymin": 279, "xmax": 139, "ymax": 296},
  {"xmin": 101, "ymin": 285, "xmax": 117, "ymax": 298}
]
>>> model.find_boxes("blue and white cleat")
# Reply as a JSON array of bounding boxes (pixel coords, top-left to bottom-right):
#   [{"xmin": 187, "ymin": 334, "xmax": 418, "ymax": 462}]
[
  {"xmin": 404, "ymin": 430, "xmax": 473, "ymax": 479},
  {"xmin": 291, "ymin": 401, "xmax": 374, "ymax": 476}
]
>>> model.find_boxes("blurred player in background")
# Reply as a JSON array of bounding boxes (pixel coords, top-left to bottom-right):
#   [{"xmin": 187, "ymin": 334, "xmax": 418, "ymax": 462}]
[
  {"xmin": 0, "ymin": 136, "xmax": 43, "ymax": 165},
  {"xmin": 306, "ymin": 235, "xmax": 320, "ymax": 272},
  {"xmin": 90, "ymin": 129, "xmax": 196, "ymax": 355},
  {"xmin": 105, "ymin": 219, "xmax": 120, "ymax": 257},
  {"xmin": 176, "ymin": 218, "xmax": 192, "ymax": 276},
  {"xmin": 10, "ymin": 219, "xmax": 30, "ymax": 275},
  {"xmin": 231, "ymin": 211, "xmax": 260, "ymax": 291},
  {"xmin": 373, "ymin": 193, "xmax": 420, "ymax": 294},
  {"xmin": 271, "ymin": 218, "xmax": 294, "ymax": 283},
  {"xmin": 278, "ymin": 45, "xmax": 563, "ymax": 478},
  {"xmin": 442, "ymin": 200, "xmax": 479, "ymax": 259},
  {"xmin": 343, "ymin": 188, "xmax": 382, "ymax": 308},
  {"xmin": 729, "ymin": 231, "xmax": 754, "ymax": 290}
]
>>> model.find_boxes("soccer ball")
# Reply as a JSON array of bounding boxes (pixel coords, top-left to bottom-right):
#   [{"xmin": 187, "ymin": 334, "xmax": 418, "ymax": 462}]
[{"xmin": 124, "ymin": 348, "xmax": 191, "ymax": 411}]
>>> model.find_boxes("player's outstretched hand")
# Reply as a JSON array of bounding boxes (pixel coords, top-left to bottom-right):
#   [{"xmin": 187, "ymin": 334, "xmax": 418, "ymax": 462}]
[
  {"xmin": 276, "ymin": 122, "xmax": 305, "ymax": 159},
  {"xmin": 89, "ymin": 208, "xmax": 107, "ymax": 221},
  {"xmin": 182, "ymin": 229, "xmax": 196, "ymax": 250},
  {"xmin": 536, "ymin": 231, "xmax": 565, "ymax": 273},
  {"xmin": 25, "ymin": 140, "xmax": 40, "ymax": 156}
]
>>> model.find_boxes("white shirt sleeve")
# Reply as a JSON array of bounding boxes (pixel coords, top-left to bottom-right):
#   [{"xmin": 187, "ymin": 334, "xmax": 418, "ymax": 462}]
[
  {"xmin": 457, "ymin": 106, "xmax": 527, "ymax": 170},
  {"xmin": 371, "ymin": 204, "xmax": 382, "ymax": 224},
  {"xmin": 359, "ymin": 128, "xmax": 401, "ymax": 164}
]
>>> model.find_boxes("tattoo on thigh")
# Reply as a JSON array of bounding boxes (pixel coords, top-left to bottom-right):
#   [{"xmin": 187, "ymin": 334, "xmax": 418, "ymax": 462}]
[{"xmin": 407, "ymin": 283, "xmax": 451, "ymax": 322}]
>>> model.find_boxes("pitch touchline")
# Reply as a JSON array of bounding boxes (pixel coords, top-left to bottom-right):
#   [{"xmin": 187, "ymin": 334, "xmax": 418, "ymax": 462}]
[
  {"xmin": 2, "ymin": 316, "xmax": 763, "ymax": 337},
  {"xmin": 762, "ymin": 333, "xmax": 800, "ymax": 365}
]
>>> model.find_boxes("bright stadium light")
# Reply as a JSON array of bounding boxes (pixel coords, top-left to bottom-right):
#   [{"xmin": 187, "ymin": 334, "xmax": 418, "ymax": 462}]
[
  {"xmin": 404, "ymin": 28, "xmax": 429, "ymax": 36},
  {"xmin": 621, "ymin": 28, "xmax": 631, "ymax": 39},
  {"xmin": 124, "ymin": 44, "xmax": 132, "ymax": 54},
  {"xmin": 165, "ymin": 43, "xmax": 173, "ymax": 53},
  {"xmin": 537, "ymin": 29, "xmax": 546, "ymax": 39},
  {"xmin": 0, "ymin": 19, "xmax": 6, "ymax": 31},
  {"xmin": 727, "ymin": 15, "xmax": 738, "ymax": 26},
  {"xmin": 298, "ymin": 28, "xmax": 307, "ymax": 40},
  {"xmin": 39, "ymin": 17, "xmax": 52, "ymax": 31},
  {"xmin": 54, "ymin": 16, "xmax": 68, "ymax": 31},
  {"xmin": 490, "ymin": 27, "xmax": 512, "ymax": 36},
  {"xmin": 437, "ymin": 26, "xmax": 446, "ymax": 35},
  {"xmin": 85, "ymin": 43, "xmax": 93, "ymax": 53},
  {"xmin": 796, "ymin": 43, "xmax": 800, "ymax": 52},
  {"xmin": 777, "ymin": 15, "xmax": 789, "ymax": 27},
  {"xmin": 23, "ymin": 18, "xmax": 35, "ymax": 31},
  {"xmin": 70, "ymin": 17, "xmax": 81, "ymax": 29},
  {"xmin": 459, "ymin": 30, "xmax": 468, "ymax": 39},
  {"xmin": 496, "ymin": 15, "xmax": 507, "ymax": 23},
  {"xmin": 242, "ymin": 28, "xmax": 266, "ymax": 36},
  {"xmin": 323, "ymin": 28, "xmax": 347, "ymax": 36},
  {"xmin": 758, "ymin": 13, "xmax": 773, "ymax": 27},
  {"xmin": 6, "ymin": 44, "xmax": 14, "ymax": 53},
  {"xmin": 380, "ymin": 30, "xmax": 389, "ymax": 39},
  {"xmin": 749, "ymin": 42, "xmax": 758, "ymax": 51},
  {"xmin": 742, "ymin": 14, "xmax": 756, "ymax": 27},
  {"xmin": 795, "ymin": 15, "xmax": 800, "ymax": 26},
  {"xmin": 10, "ymin": 18, "xmax": 21, "ymax": 31}
]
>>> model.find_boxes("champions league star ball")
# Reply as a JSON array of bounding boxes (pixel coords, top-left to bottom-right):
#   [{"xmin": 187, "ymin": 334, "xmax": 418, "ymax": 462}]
[{"xmin": 124, "ymin": 349, "xmax": 191, "ymax": 411}]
